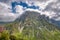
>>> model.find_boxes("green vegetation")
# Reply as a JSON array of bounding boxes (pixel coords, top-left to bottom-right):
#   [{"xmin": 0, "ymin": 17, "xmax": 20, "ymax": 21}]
[
  {"xmin": 0, "ymin": 27, "xmax": 60, "ymax": 40},
  {"xmin": 0, "ymin": 11, "xmax": 60, "ymax": 40}
]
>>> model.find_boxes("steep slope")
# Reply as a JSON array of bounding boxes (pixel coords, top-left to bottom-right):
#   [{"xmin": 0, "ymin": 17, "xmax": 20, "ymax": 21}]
[
  {"xmin": 14, "ymin": 11, "xmax": 60, "ymax": 40},
  {"xmin": 16, "ymin": 11, "xmax": 59, "ymax": 29}
]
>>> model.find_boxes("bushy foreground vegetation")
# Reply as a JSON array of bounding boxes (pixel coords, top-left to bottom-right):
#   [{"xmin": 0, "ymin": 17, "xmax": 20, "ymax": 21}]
[
  {"xmin": 0, "ymin": 29, "xmax": 60, "ymax": 40},
  {"xmin": 1, "ymin": 20, "xmax": 60, "ymax": 40},
  {"xmin": 0, "ymin": 20, "xmax": 60, "ymax": 40}
]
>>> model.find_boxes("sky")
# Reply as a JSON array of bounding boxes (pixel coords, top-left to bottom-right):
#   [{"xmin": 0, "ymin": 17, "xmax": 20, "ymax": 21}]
[{"xmin": 0, "ymin": 0, "xmax": 60, "ymax": 22}]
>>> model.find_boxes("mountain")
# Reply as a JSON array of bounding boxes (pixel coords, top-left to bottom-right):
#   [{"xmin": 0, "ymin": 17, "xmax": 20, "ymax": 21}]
[
  {"xmin": 10, "ymin": 11, "xmax": 60, "ymax": 40},
  {"xmin": 1, "ymin": 11, "xmax": 60, "ymax": 40},
  {"xmin": 16, "ymin": 11, "xmax": 59, "ymax": 28}
]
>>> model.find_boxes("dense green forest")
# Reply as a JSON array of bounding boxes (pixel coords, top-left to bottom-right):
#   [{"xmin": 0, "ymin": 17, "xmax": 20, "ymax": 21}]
[{"xmin": 0, "ymin": 11, "xmax": 60, "ymax": 40}]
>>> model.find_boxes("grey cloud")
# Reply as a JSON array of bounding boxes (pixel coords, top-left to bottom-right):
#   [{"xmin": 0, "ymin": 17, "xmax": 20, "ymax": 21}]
[
  {"xmin": 0, "ymin": 2, "xmax": 17, "ymax": 22},
  {"xmin": 0, "ymin": 0, "xmax": 48, "ymax": 5},
  {"xmin": 0, "ymin": 16, "xmax": 16, "ymax": 22},
  {"xmin": 0, "ymin": 0, "xmax": 60, "ymax": 22},
  {"xmin": 34, "ymin": 0, "xmax": 48, "ymax": 2},
  {"xmin": 43, "ymin": 0, "xmax": 60, "ymax": 21},
  {"xmin": 0, "ymin": 0, "xmax": 8, "ymax": 3}
]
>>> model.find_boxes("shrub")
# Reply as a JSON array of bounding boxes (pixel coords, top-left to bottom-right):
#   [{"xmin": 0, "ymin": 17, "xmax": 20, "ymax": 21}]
[{"xmin": 0, "ymin": 30, "xmax": 10, "ymax": 40}]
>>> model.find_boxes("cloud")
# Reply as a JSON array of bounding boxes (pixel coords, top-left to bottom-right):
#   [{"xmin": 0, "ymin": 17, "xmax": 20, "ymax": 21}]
[
  {"xmin": 0, "ymin": 2, "xmax": 17, "ymax": 22},
  {"xmin": 26, "ymin": 0, "xmax": 60, "ymax": 21},
  {"xmin": 15, "ymin": 5, "xmax": 24, "ymax": 15},
  {"xmin": 0, "ymin": 0, "xmax": 60, "ymax": 22},
  {"xmin": 11, "ymin": 1, "xmax": 39, "ymax": 12},
  {"xmin": 42, "ymin": 0, "xmax": 60, "ymax": 21}
]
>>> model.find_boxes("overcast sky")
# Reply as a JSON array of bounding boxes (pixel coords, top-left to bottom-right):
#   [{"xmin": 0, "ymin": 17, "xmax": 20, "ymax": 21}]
[{"xmin": 0, "ymin": 0, "xmax": 60, "ymax": 22}]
